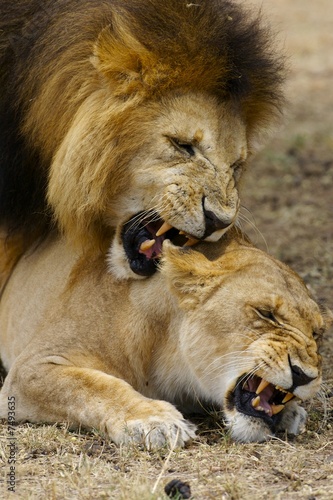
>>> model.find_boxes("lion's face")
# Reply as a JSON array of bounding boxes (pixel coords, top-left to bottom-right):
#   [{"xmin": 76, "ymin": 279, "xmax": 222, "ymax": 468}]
[
  {"xmin": 161, "ymin": 241, "xmax": 327, "ymax": 442},
  {"xmin": 104, "ymin": 93, "xmax": 247, "ymax": 278}
]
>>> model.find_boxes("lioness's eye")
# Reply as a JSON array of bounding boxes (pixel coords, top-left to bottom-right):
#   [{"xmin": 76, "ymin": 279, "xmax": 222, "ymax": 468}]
[
  {"xmin": 170, "ymin": 138, "xmax": 195, "ymax": 157},
  {"xmin": 256, "ymin": 308, "xmax": 277, "ymax": 323}
]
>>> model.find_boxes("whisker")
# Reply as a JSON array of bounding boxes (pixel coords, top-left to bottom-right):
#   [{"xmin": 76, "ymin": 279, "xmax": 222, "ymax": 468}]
[
  {"xmin": 199, "ymin": 342, "xmax": 257, "ymax": 378},
  {"xmin": 238, "ymin": 206, "xmax": 269, "ymax": 252},
  {"xmin": 203, "ymin": 356, "xmax": 256, "ymax": 381},
  {"xmin": 234, "ymin": 362, "xmax": 266, "ymax": 389},
  {"xmin": 124, "ymin": 208, "xmax": 160, "ymax": 232},
  {"xmin": 205, "ymin": 360, "xmax": 266, "ymax": 385}
]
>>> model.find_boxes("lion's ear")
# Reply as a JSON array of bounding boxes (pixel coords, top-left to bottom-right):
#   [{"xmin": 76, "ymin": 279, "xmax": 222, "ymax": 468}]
[
  {"xmin": 160, "ymin": 241, "xmax": 223, "ymax": 310},
  {"xmin": 92, "ymin": 17, "xmax": 161, "ymax": 98}
]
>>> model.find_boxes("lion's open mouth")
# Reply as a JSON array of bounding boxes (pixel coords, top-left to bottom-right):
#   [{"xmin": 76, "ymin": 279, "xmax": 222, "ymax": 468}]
[
  {"xmin": 231, "ymin": 375, "xmax": 295, "ymax": 427},
  {"xmin": 122, "ymin": 212, "xmax": 199, "ymax": 276}
]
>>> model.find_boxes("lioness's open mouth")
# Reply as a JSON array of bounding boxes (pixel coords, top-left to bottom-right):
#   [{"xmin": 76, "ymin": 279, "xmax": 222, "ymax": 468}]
[
  {"xmin": 122, "ymin": 212, "xmax": 199, "ymax": 276},
  {"xmin": 230, "ymin": 375, "xmax": 295, "ymax": 428}
]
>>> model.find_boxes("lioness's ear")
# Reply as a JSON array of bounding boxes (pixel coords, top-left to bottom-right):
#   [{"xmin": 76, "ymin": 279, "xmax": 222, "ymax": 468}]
[
  {"xmin": 160, "ymin": 241, "xmax": 223, "ymax": 309},
  {"xmin": 92, "ymin": 16, "xmax": 162, "ymax": 98}
]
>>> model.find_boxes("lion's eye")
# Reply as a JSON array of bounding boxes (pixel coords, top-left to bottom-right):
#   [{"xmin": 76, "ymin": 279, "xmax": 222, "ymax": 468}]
[
  {"xmin": 170, "ymin": 138, "xmax": 195, "ymax": 157},
  {"xmin": 256, "ymin": 308, "xmax": 277, "ymax": 323}
]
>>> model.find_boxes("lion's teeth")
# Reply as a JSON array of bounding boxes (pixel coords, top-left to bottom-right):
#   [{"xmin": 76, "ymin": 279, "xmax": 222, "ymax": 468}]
[
  {"xmin": 177, "ymin": 230, "xmax": 198, "ymax": 246},
  {"xmin": 156, "ymin": 222, "xmax": 173, "ymax": 237},
  {"xmin": 271, "ymin": 404, "xmax": 285, "ymax": 415},
  {"xmin": 184, "ymin": 237, "xmax": 199, "ymax": 247},
  {"xmin": 252, "ymin": 396, "xmax": 261, "ymax": 408},
  {"xmin": 256, "ymin": 379, "xmax": 270, "ymax": 394},
  {"xmin": 282, "ymin": 392, "xmax": 294, "ymax": 404},
  {"xmin": 139, "ymin": 239, "xmax": 156, "ymax": 252}
]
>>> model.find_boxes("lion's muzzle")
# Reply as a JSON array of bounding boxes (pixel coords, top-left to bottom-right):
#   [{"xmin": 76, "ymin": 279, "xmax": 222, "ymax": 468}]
[{"xmin": 121, "ymin": 210, "xmax": 234, "ymax": 276}]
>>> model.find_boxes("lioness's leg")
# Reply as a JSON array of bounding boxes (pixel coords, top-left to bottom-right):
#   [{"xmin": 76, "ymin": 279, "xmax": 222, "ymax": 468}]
[
  {"xmin": 276, "ymin": 400, "xmax": 307, "ymax": 436},
  {"xmin": 0, "ymin": 357, "xmax": 195, "ymax": 449}
]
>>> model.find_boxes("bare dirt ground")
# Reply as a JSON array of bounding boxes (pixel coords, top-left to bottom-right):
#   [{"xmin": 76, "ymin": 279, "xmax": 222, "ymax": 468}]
[{"xmin": 1, "ymin": 1, "xmax": 332, "ymax": 498}]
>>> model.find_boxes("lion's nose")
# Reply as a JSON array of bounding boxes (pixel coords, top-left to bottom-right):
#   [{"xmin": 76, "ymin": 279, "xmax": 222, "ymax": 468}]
[
  {"xmin": 290, "ymin": 363, "xmax": 316, "ymax": 389},
  {"xmin": 202, "ymin": 199, "xmax": 232, "ymax": 238}
]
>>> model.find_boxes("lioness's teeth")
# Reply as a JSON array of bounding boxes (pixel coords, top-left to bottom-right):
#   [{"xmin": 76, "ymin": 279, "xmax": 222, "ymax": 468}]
[
  {"xmin": 156, "ymin": 222, "xmax": 173, "ymax": 237},
  {"xmin": 282, "ymin": 392, "xmax": 294, "ymax": 404},
  {"xmin": 139, "ymin": 239, "xmax": 156, "ymax": 252},
  {"xmin": 256, "ymin": 379, "xmax": 270, "ymax": 394},
  {"xmin": 275, "ymin": 385, "xmax": 287, "ymax": 393},
  {"xmin": 252, "ymin": 396, "xmax": 261, "ymax": 408},
  {"xmin": 184, "ymin": 237, "xmax": 199, "ymax": 247},
  {"xmin": 271, "ymin": 404, "xmax": 285, "ymax": 415}
]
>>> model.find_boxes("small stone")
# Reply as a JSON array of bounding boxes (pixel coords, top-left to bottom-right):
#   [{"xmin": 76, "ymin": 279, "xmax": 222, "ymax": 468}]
[{"xmin": 164, "ymin": 479, "xmax": 192, "ymax": 499}]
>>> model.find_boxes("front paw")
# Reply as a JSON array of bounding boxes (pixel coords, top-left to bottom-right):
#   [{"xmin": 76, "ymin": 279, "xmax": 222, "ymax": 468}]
[
  {"xmin": 276, "ymin": 400, "xmax": 307, "ymax": 435},
  {"xmin": 108, "ymin": 400, "xmax": 196, "ymax": 450}
]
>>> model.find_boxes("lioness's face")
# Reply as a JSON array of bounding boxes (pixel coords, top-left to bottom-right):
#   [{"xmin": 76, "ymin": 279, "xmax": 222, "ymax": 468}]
[
  {"xmin": 165, "ymin": 244, "xmax": 326, "ymax": 442},
  {"xmin": 109, "ymin": 93, "xmax": 248, "ymax": 277}
]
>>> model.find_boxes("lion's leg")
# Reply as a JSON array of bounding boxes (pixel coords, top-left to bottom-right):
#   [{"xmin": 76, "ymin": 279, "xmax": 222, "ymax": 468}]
[{"xmin": 0, "ymin": 357, "xmax": 196, "ymax": 449}]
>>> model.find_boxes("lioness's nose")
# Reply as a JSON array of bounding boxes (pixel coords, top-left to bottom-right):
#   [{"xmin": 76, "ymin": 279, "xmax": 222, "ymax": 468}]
[{"xmin": 290, "ymin": 363, "xmax": 316, "ymax": 388}]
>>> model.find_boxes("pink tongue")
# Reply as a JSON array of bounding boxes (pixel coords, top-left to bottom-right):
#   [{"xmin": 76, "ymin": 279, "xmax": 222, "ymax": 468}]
[
  {"xmin": 260, "ymin": 398, "xmax": 273, "ymax": 416},
  {"xmin": 257, "ymin": 385, "xmax": 274, "ymax": 416}
]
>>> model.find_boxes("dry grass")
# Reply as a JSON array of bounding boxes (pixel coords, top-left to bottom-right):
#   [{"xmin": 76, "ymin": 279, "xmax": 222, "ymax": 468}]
[
  {"xmin": 1, "ymin": 0, "xmax": 333, "ymax": 498},
  {"xmin": 1, "ymin": 398, "xmax": 333, "ymax": 499}
]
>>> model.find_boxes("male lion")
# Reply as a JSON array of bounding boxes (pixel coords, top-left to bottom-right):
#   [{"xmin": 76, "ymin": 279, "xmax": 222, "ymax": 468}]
[
  {"xmin": 0, "ymin": 228, "xmax": 329, "ymax": 449},
  {"xmin": 0, "ymin": 0, "xmax": 285, "ymax": 277}
]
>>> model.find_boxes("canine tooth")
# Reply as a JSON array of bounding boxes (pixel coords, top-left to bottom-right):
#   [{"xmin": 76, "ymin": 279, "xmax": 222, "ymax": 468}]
[
  {"xmin": 139, "ymin": 239, "xmax": 156, "ymax": 252},
  {"xmin": 282, "ymin": 392, "xmax": 294, "ymax": 404},
  {"xmin": 271, "ymin": 404, "xmax": 285, "ymax": 415},
  {"xmin": 256, "ymin": 379, "xmax": 270, "ymax": 395},
  {"xmin": 156, "ymin": 222, "xmax": 173, "ymax": 237},
  {"xmin": 252, "ymin": 396, "xmax": 261, "ymax": 408},
  {"xmin": 184, "ymin": 237, "xmax": 199, "ymax": 247}
]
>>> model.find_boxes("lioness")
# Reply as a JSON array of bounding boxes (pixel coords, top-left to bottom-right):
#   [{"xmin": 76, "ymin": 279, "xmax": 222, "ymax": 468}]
[
  {"xmin": 0, "ymin": 229, "xmax": 328, "ymax": 449},
  {"xmin": 0, "ymin": 0, "xmax": 285, "ymax": 277}
]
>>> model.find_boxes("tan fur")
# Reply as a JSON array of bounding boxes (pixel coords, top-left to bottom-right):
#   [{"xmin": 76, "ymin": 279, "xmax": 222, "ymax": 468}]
[
  {"xmin": 47, "ymin": 93, "xmax": 247, "ymax": 252},
  {"xmin": 0, "ymin": 229, "xmax": 329, "ymax": 449}
]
